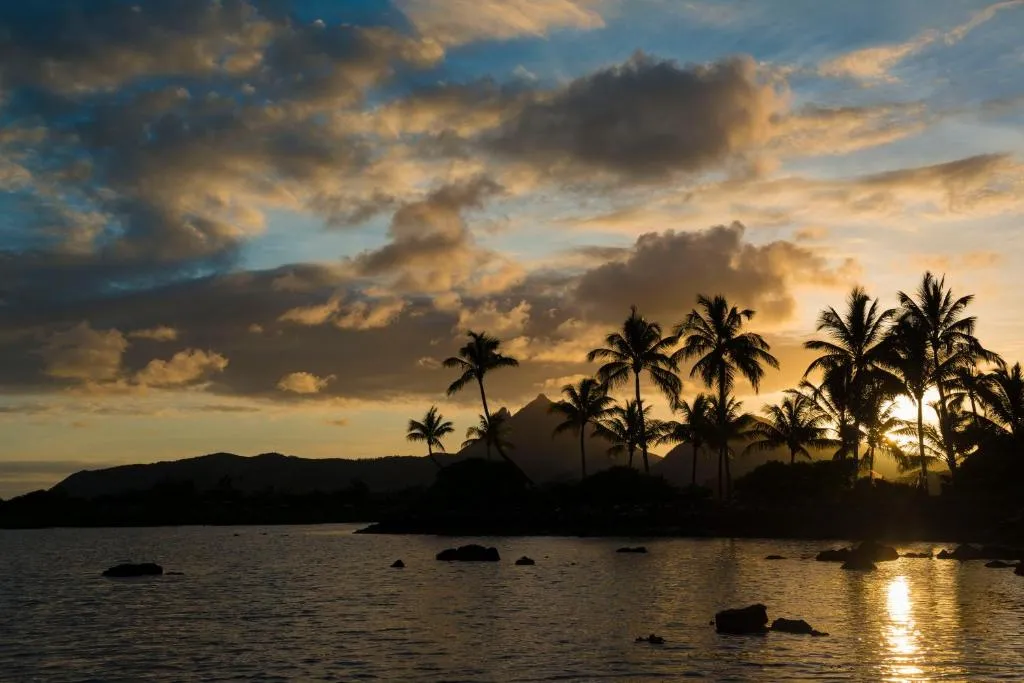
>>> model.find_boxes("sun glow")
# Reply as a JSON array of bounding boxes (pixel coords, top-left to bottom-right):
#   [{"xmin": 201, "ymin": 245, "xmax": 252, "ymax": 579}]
[
  {"xmin": 884, "ymin": 576, "xmax": 924, "ymax": 680},
  {"xmin": 889, "ymin": 389, "xmax": 941, "ymax": 425}
]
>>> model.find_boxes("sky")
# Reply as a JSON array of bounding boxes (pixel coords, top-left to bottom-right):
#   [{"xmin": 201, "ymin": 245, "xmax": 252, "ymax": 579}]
[{"xmin": 2, "ymin": 0, "xmax": 1024, "ymax": 497}]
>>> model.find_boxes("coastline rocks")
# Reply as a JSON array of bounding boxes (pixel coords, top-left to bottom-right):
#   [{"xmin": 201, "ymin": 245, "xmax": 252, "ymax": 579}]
[
  {"xmin": 715, "ymin": 604, "xmax": 768, "ymax": 635},
  {"xmin": 514, "ymin": 556, "xmax": 535, "ymax": 566},
  {"xmin": 937, "ymin": 544, "xmax": 981, "ymax": 560},
  {"xmin": 936, "ymin": 544, "xmax": 1024, "ymax": 561},
  {"xmin": 765, "ymin": 555, "xmax": 786, "ymax": 560},
  {"xmin": 391, "ymin": 559, "xmax": 405, "ymax": 568},
  {"xmin": 770, "ymin": 618, "xmax": 829, "ymax": 637},
  {"xmin": 817, "ymin": 540, "xmax": 898, "ymax": 564},
  {"xmin": 616, "ymin": 546, "xmax": 648, "ymax": 554},
  {"xmin": 435, "ymin": 545, "xmax": 500, "ymax": 562},
  {"xmin": 635, "ymin": 634, "xmax": 664, "ymax": 644},
  {"xmin": 102, "ymin": 562, "xmax": 163, "ymax": 578}
]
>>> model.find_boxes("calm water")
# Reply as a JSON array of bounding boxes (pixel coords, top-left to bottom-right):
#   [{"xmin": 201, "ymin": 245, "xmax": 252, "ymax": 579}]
[{"xmin": 1, "ymin": 525, "xmax": 1022, "ymax": 681}]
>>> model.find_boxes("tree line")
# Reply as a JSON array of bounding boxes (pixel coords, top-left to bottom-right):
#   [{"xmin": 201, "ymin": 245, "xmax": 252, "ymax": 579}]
[{"xmin": 407, "ymin": 272, "xmax": 1023, "ymax": 498}]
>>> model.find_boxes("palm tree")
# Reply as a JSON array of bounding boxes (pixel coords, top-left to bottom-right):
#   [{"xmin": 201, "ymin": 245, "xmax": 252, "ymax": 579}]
[
  {"xmin": 704, "ymin": 394, "xmax": 756, "ymax": 494},
  {"xmin": 674, "ymin": 294, "xmax": 778, "ymax": 498},
  {"xmin": 406, "ymin": 406, "xmax": 454, "ymax": 469},
  {"xmin": 745, "ymin": 394, "xmax": 836, "ymax": 465},
  {"xmin": 593, "ymin": 400, "xmax": 664, "ymax": 468},
  {"xmin": 978, "ymin": 362, "xmax": 1024, "ymax": 440},
  {"xmin": 444, "ymin": 331, "xmax": 530, "ymax": 482},
  {"xmin": 550, "ymin": 378, "xmax": 615, "ymax": 479},
  {"xmin": 882, "ymin": 317, "xmax": 934, "ymax": 484},
  {"xmin": 805, "ymin": 287, "xmax": 895, "ymax": 468},
  {"xmin": 587, "ymin": 306, "xmax": 681, "ymax": 473},
  {"xmin": 792, "ymin": 373, "xmax": 858, "ymax": 460},
  {"xmin": 462, "ymin": 413, "xmax": 514, "ymax": 453},
  {"xmin": 658, "ymin": 394, "xmax": 716, "ymax": 486},
  {"xmin": 897, "ymin": 273, "xmax": 992, "ymax": 472}
]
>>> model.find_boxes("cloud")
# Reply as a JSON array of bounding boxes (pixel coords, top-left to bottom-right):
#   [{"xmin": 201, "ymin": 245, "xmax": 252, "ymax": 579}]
[
  {"xmin": 277, "ymin": 372, "xmax": 335, "ymax": 395},
  {"xmin": 456, "ymin": 300, "xmax": 532, "ymax": 336},
  {"xmin": 491, "ymin": 53, "xmax": 783, "ymax": 181},
  {"xmin": 574, "ymin": 222, "xmax": 855, "ymax": 324},
  {"xmin": 128, "ymin": 326, "xmax": 179, "ymax": 342},
  {"xmin": 278, "ymin": 295, "xmax": 407, "ymax": 329},
  {"xmin": 397, "ymin": 0, "xmax": 604, "ymax": 45},
  {"xmin": 40, "ymin": 323, "xmax": 128, "ymax": 382},
  {"xmin": 134, "ymin": 349, "xmax": 229, "ymax": 387}
]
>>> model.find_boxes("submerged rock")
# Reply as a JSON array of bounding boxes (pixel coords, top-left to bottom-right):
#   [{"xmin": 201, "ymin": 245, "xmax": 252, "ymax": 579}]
[
  {"xmin": 770, "ymin": 618, "xmax": 829, "ymax": 637},
  {"xmin": 102, "ymin": 562, "xmax": 163, "ymax": 578},
  {"xmin": 635, "ymin": 634, "xmax": 664, "ymax": 644},
  {"xmin": 715, "ymin": 604, "xmax": 768, "ymax": 635},
  {"xmin": 765, "ymin": 555, "xmax": 786, "ymax": 560},
  {"xmin": 514, "ymin": 556, "xmax": 535, "ymax": 566},
  {"xmin": 391, "ymin": 559, "xmax": 405, "ymax": 568},
  {"xmin": 616, "ymin": 546, "xmax": 648, "ymax": 554},
  {"xmin": 435, "ymin": 545, "xmax": 500, "ymax": 562}
]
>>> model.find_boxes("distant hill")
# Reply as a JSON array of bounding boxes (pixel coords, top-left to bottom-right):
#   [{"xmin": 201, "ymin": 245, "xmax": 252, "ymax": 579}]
[
  {"xmin": 455, "ymin": 394, "xmax": 663, "ymax": 482},
  {"xmin": 654, "ymin": 442, "xmax": 819, "ymax": 488}
]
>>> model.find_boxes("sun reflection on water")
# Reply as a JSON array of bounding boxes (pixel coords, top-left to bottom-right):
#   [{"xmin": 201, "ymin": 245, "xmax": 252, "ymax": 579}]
[{"xmin": 884, "ymin": 575, "xmax": 925, "ymax": 681}]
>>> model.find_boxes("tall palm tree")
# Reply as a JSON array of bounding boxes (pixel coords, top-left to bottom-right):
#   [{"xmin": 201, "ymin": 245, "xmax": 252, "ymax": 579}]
[
  {"xmin": 675, "ymin": 294, "xmax": 778, "ymax": 498},
  {"xmin": 593, "ymin": 400, "xmax": 664, "ymax": 468},
  {"xmin": 550, "ymin": 378, "xmax": 615, "ymax": 479},
  {"xmin": 805, "ymin": 287, "xmax": 895, "ymax": 468},
  {"xmin": 658, "ymin": 394, "xmax": 716, "ymax": 486},
  {"xmin": 978, "ymin": 362, "xmax": 1024, "ymax": 440},
  {"xmin": 897, "ymin": 273, "xmax": 992, "ymax": 472},
  {"xmin": 882, "ymin": 317, "xmax": 934, "ymax": 484},
  {"xmin": 792, "ymin": 373, "xmax": 858, "ymax": 460},
  {"xmin": 462, "ymin": 413, "xmax": 514, "ymax": 453},
  {"xmin": 587, "ymin": 306, "xmax": 681, "ymax": 473},
  {"xmin": 406, "ymin": 406, "xmax": 454, "ymax": 469},
  {"xmin": 745, "ymin": 394, "xmax": 836, "ymax": 465},
  {"xmin": 444, "ymin": 331, "xmax": 530, "ymax": 482}
]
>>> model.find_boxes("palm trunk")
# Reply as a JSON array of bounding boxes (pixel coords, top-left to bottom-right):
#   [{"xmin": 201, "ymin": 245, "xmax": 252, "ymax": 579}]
[
  {"xmin": 917, "ymin": 396, "xmax": 928, "ymax": 491},
  {"xmin": 718, "ymin": 366, "xmax": 730, "ymax": 499},
  {"xmin": 790, "ymin": 448, "xmax": 796, "ymax": 466},
  {"xmin": 579, "ymin": 426, "xmax": 587, "ymax": 479},
  {"xmin": 932, "ymin": 346, "xmax": 955, "ymax": 469},
  {"xmin": 691, "ymin": 444, "xmax": 699, "ymax": 486},
  {"xmin": 427, "ymin": 443, "xmax": 443, "ymax": 470},
  {"xmin": 635, "ymin": 372, "xmax": 649, "ymax": 474},
  {"xmin": 628, "ymin": 446, "xmax": 635, "ymax": 468},
  {"xmin": 477, "ymin": 376, "xmax": 534, "ymax": 485}
]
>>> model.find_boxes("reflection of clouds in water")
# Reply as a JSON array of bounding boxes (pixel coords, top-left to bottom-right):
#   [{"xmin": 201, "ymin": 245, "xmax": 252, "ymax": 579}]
[{"xmin": 885, "ymin": 575, "xmax": 924, "ymax": 680}]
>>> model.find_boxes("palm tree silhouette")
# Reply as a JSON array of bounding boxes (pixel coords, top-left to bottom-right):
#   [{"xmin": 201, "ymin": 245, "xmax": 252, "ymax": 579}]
[
  {"xmin": 861, "ymin": 399, "xmax": 909, "ymax": 481},
  {"xmin": 588, "ymin": 306, "xmax": 681, "ymax": 473},
  {"xmin": 444, "ymin": 331, "xmax": 531, "ymax": 483},
  {"xmin": 805, "ymin": 287, "xmax": 895, "ymax": 469},
  {"xmin": 406, "ymin": 406, "xmax": 454, "ymax": 469},
  {"xmin": 674, "ymin": 295, "xmax": 778, "ymax": 499},
  {"xmin": 897, "ymin": 273, "xmax": 992, "ymax": 472},
  {"xmin": 704, "ymin": 394, "xmax": 756, "ymax": 489},
  {"xmin": 793, "ymin": 373, "xmax": 858, "ymax": 460},
  {"xmin": 657, "ymin": 394, "xmax": 715, "ymax": 486},
  {"xmin": 462, "ymin": 413, "xmax": 514, "ymax": 453},
  {"xmin": 882, "ymin": 316, "xmax": 934, "ymax": 485},
  {"xmin": 550, "ymin": 378, "xmax": 615, "ymax": 479},
  {"xmin": 593, "ymin": 400, "xmax": 662, "ymax": 468},
  {"xmin": 978, "ymin": 362, "xmax": 1024, "ymax": 440},
  {"xmin": 746, "ymin": 393, "xmax": 836, "ymax": 465}
]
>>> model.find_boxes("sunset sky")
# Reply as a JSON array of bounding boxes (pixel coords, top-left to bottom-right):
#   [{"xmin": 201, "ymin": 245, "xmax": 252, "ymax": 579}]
[{"xmin": 2, "ymin": 0, "xmax": 1023, "ymax": 496}]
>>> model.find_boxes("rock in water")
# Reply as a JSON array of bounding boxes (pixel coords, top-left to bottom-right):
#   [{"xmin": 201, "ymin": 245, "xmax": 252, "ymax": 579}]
[
  {"xmin": 514, "ymin": 556, "xmax": 535, "ymax": 566},
  {"xmin": 1016, "ymin": 563, "xmax": 1024, "ymax": 576},
  {"xmin": 770, "ymin": 618, "xmax": 829, "ymax": 637},
  {"xmin": 102, "ymin": 563, "xmax": 163, "ymax": 578},
  {"xmin": 391, "ymin": 559, "xmax": 405, "ymax": 568},
  {"xmin": 635, "ymin": 634, "xmax": 664, "ymax": 644},
  {"xmin": 842, "ymin": 556, "xmax": 877, "ymax": 571},
  {"xmin": 985, "ymin": 560, "xmax": 1014, "ymax": 568},
  {"xmin": 815, "ymin": 548, "xmax": 850, "ymax": 562},
  {"xmin": 901, "ymin": 552, "xmax": 932, "ymax": 558},
  {"xmin": 855, "ymin": 540, "xmax": 899, "ymax": 562},
  {"xmin": 616, "ymin": 546, "xmax": 648, "ymax": 554},
  {"xmin": 764, "ymin": 555, "xmax": 786, "ymax": 560},
  {"xmin": 715, "ymin": 604, "xmax": 768, "ymax": 635},
  {"xmin": 435, "ymin": 545, "xmax": 500, "ymax": 562}
]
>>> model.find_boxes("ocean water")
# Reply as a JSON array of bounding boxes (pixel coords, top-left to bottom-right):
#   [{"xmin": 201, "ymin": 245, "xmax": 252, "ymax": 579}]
[{"xmin": 1, "ymin": 525, "xmax": 1022, "ymax": 681}]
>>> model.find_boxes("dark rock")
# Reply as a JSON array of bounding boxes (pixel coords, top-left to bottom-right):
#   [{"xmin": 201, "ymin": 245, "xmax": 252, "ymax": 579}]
[
  {"xmin": 435, "ymin": 544, "xmax": 500, "ymax": 562},
  {"xmin": 616, "ymin": 546, "xmax": 648, "ymax": 554},
  {"xmin": 635, "ymin": 634, "xmax": 664, "ymax": 644},
  {"xmin": 715, "ymin": 604, "xmax": 769, "ymax": 635},
  {"xmin": 980, "ymin": 544, "xmax": 1024, "ymax": 560},
  {"xmin": 391, "ymin": 559, "xmax": 405, "ymax": 568},
  {"xmin": 815, "ymin": 548, "xmax": 851, "ymax": 562},
  {"xmin": 770, "ymin": 618, "xmax": 829, "ymax": 637},
  {"xmin": 765, "ymin": 555, "xmax": 786, "ymax": 560},
  {"xmin": 514, "ymin": 556, "xmax": 535, "ymax": 566},
  {"xmin": 984, "ymin": 560, "xmax": 1014, "ymax": 568},
  {"xmin": 166, "ymin": 571, "xmax": 185, "ymax": 576},
  {"xmin": 841, "ymin": 556, "xmax": 877, "ymax": 571},
  {"xmin": 856, "ymin": 540, "xmax": 899, "ymax": 562},
  {"xmin": 1016, "ymin": 563, "xmax": 1024, "ymax": 576},
  {"xmin": 901, "ymin": 552, "xmax": 933, "ymax": 558},
  {"xmin": 102, "ymin": 562, "xmax": 163, "ymax": 578},
  {"xmin": 937, "ymin": 544, "xmax": 981, "ymax": 561}
]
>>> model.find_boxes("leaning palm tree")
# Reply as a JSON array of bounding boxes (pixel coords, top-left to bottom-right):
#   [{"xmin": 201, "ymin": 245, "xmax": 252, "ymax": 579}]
[
  {"xmin": 657, "ymin": 394, "xmax": 716, "ymax": 486},
  {"xmin": 406, "ymin": 406, "xmax": 454, "ymax": 469},
  {"xmin": 978, "ymin": 362, "xmax": 1024, "ymax": 440},
  {"xmin": 897, "ymin": 273, "xmax": 993, "ymax": 473},
  {"xmin": 444, "ymin": 331, "xmax": 530, "ymax": 482},
  {"xmin": 550, "ymin": 378, "xmax": 615, "ymax": 479},
  {"xmin": 805, "ymin": 287, "xmax": 895, "ymax": 468},
  {"xmin": 587, "ymin": 306, "xmax": 681, "ymax": 473},
  {"xmin": 675, "ymin": 294, "xmax": 778, "ymax": 499},
  {"xmin": 745, "ymin": 394, "xmax": 836, "ymax": 465},
  {"xmin": 462, "ymin": 413, "xmax": 514, "ymax": 453}
]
